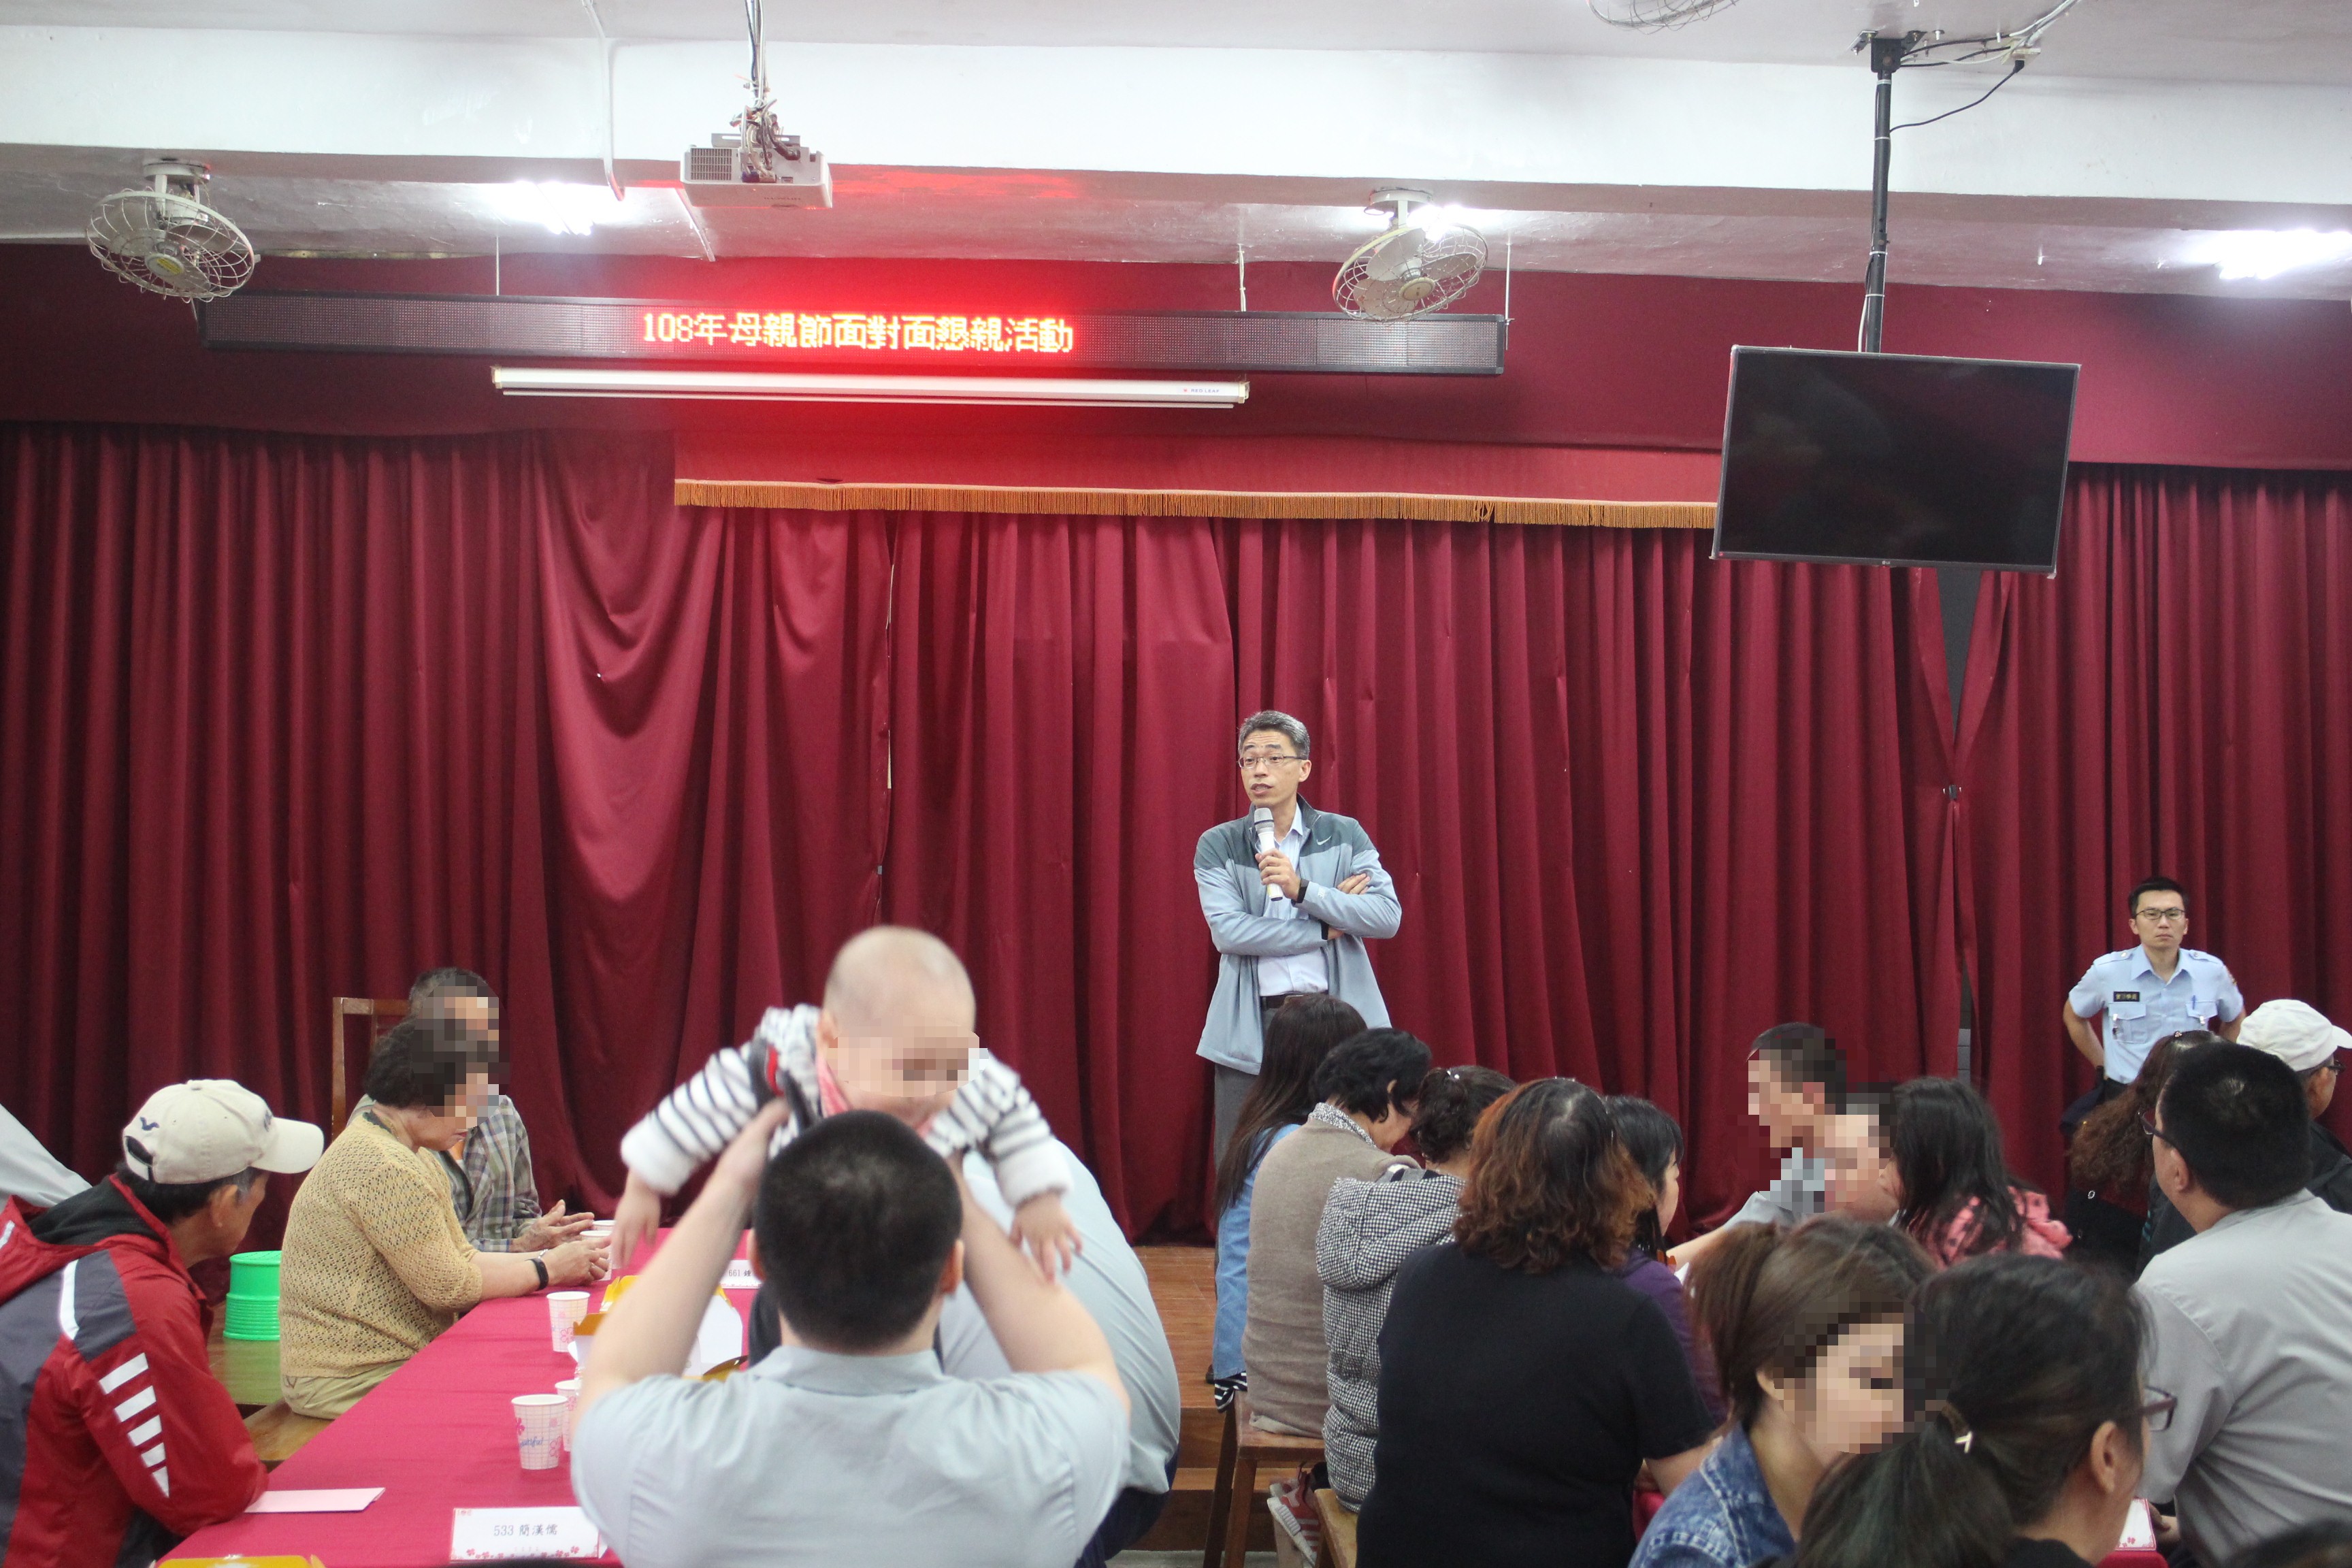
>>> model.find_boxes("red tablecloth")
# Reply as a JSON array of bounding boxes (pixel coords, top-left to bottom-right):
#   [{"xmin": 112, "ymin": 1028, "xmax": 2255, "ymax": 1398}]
[{"xmin": 174, "ymin": 1239, "xmax": 751, "ymax": 1567}]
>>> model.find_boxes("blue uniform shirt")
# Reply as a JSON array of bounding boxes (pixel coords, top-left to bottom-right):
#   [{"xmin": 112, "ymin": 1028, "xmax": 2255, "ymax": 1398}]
[{"xmin": 2068, "ymin": 946, "xmax": 2242, "ymax": 1084}]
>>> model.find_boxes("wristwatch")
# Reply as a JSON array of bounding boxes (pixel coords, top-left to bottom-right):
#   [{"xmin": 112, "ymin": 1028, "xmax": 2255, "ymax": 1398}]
[{"xmin": 531, "ymin": 1254, "xmax": 550, "ymax": 1290}]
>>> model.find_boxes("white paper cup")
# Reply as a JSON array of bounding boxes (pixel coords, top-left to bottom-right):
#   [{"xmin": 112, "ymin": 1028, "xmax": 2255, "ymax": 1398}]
[
  {"xmin": 513, "ymin": 1393, "xmax": 567, "ymax": 1470},
  {"xmin": 555, "ymin": 1378, "xmax": 582, "ymax": 1451},
  {"xmin": 548, "ymin": 1290, "xmax": 591, "ymax": 1352}
]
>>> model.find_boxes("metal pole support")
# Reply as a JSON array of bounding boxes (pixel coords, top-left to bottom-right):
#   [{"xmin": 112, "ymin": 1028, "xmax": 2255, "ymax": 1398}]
[{"xmin": 1859, "ymin": 33, "xmax": 1906, "ymax": 353}]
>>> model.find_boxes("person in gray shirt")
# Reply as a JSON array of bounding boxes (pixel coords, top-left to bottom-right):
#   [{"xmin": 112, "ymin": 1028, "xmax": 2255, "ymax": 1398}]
[
  {"xmin": 0, "ymin": 1101, "xmax": 85, "ymax": 1208},
  {"xmin": 2138, "ymin": 1043, "xmax": 2352, "ymax": 1568},
  {"xmin": 941, "ymin": 1142, "xmax": 1182, "ymax": 1567},
  {"xmin": 572, "ymin": 1102, "xmax": 1130, "ymax": 1568},
  {"xmin": 1672, "ymin": 1024, "xmax": 1846, "ymax": 1273}
]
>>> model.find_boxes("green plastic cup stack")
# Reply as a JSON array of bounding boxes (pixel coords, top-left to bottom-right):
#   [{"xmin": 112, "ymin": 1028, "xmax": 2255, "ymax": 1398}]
[{"xmin": 225, "ymin": 1250, "xmax": 282, "ymax": 1341}]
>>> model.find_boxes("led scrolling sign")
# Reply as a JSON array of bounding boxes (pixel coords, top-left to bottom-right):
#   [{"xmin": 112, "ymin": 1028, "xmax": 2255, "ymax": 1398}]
[
  {"xmin": 642, "ymin": 308, "xmax": 1076, "ymax": 354},
  {"xmin": 197, "ymin": 292, "xmax": 1509, "ymax": 375}
]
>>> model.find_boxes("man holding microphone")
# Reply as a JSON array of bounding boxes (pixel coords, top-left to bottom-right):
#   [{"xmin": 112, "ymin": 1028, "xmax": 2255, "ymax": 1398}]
[{"xmin": 1194, "ymin": 710, "xmax": 1401, "ymax": 1161}]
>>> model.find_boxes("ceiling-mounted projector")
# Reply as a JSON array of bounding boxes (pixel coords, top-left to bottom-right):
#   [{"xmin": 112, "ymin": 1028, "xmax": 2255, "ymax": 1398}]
[
  {"xmin": 681, "ymin": 0, "xmax": 832, "ymax": 208},
  {"xmin": 679, "ymin": 133, "xmax": 832, "ymax": 208}
]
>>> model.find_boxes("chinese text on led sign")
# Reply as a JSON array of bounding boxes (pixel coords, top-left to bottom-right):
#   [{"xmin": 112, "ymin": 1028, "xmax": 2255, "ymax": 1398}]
[{"xmin": 642, "ymin": 310, "xmax": 1076, "ymax": 353}]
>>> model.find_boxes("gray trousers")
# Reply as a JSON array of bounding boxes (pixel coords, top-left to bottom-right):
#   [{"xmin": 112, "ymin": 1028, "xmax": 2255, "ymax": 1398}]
[{"xmin": 1211, "ymin": 1063, "xmax": 1257, "ymax": 1166}]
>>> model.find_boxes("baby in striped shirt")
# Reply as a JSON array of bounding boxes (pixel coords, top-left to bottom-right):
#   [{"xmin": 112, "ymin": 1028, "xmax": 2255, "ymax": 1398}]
[{"xmin": 612, "ymin": 927, "xmax": 1081, "ymax": 1277}]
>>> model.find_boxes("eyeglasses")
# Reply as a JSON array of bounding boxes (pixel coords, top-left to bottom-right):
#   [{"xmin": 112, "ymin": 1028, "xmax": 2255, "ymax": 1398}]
[
  {"xmin": 2137, "ymin": 1112, "xmax": 2175, "ymax": 1147},
  {"xmin": 2134, "ymin": 907, "xmax": 2188, "ymax": 924},
  {"xmin": 2141, "ymin": 1387, "xmax": 2176, "ymax": 1433},
  {"xmin": 1238, "ymin": 751, "xmax": 1303, "ymax": 770}
]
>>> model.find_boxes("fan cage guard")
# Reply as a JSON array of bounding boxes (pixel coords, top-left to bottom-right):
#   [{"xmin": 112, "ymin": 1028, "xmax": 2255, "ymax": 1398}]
[
  {"xmin": 1588, "ymin": 0, "xmax": 1745, "ymax": 31},
  {"xmin": 86, "ymin": 187, "xmax": 257, "ymax": 301},
  {"xmin": 1332, "ymin": 223, "xmax": 1490, "ymax": 322}
]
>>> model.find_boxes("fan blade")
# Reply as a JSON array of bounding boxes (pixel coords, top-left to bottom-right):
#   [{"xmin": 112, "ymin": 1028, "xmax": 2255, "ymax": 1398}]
[{"xmin": 1364, "ymin": 229, "xmax": 1422, "ymax": 283}]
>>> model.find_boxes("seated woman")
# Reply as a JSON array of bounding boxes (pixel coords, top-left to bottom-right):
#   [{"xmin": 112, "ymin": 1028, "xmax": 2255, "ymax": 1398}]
[
  {"xmin": 1318, "ymin": 1064, "xmax": 1516, "ymax": 1507},
  {"xmin": 1243, "ymin": 1028, "xmax": 1431, "ymax": 1437},
  {"xmin": 1631, "ymin": 1215, "xmax": 1932, "ymax": 1568},
  {"xmin": 1607, "ymin": 1096, "xmax": 1723, "ymax": 1424},
  {"xmin": 279, "ymin": 1017, "xmax": 608, "ymax": 1416},
  {"xmin": 1831, "ymin": 1078, "xmax": 2069, "ymax": 1265},
  {"xmin": 1793, "ymin": 1254, "xmax": 2156, "ymax": 1568},
  {"xmin": 2065, "ymin": 1030, "xmax": 2213, "ymax": 1274},
  {"xmin": 1360, "ymin": 1079, "xmax": 1715, "ymax": 1568},
  {"xmin": 1211, "ymin": 995, "xmax": 1367, "ymax": 1410}
]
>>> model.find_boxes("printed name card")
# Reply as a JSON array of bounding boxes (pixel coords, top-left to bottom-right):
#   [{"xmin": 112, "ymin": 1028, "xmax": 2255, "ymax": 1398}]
[
  {"xmin": 449, "ymin": 1505, "xmax": 605, "ymax": 1561},
  {"xmin": 720, "ymin": 1256, "xmax": 758, "ymax": 1289},
  {"xmin": 246, "ymin": 1488, "xmax": 384, "ymax": 1513}
]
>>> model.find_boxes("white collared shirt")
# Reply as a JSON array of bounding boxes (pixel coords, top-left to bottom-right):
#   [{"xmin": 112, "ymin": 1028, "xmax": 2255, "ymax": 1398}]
[
  {"xmin": 1256, "ymin": 808, "xmax": 1330, "ymax": 998},
  {"xmin": 2067, "ymin": 945, "xmax": 2242, "ymax": 1083}
]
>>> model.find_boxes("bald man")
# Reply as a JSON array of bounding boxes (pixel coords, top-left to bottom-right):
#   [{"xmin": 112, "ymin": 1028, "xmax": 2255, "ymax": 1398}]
[{"xmin": 614, "ymin": 927, "xmax": 1076, "ymax": 1272}]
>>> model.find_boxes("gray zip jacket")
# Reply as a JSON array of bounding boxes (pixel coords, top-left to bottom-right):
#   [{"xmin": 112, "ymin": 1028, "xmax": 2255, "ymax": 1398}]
[{"xmin": 1194, "ymin": 799, "xmax": 1399, "ymax": 1072}]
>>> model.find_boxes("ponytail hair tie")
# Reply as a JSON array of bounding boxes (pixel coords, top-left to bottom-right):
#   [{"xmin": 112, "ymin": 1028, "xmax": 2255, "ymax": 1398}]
[{"xmin": 1924, "ymin": 1399, "xmax": 1975, "ymax": 1454}]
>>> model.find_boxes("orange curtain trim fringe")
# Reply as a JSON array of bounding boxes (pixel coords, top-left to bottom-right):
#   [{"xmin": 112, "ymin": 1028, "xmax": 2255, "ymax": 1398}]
[{"xmin": 672, "ymin": 478, "xmax": 1714, "ymax": 529}]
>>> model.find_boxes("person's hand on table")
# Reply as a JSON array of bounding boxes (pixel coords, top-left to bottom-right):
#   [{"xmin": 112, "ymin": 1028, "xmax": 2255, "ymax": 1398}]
[
  {"xmin": 515, "ymin": 1200, "xmax": 593, "ymax": 1253},
  {"xmin": 545, "ymin": 1235, "xmax": 610, "ymax": 1287},
  {"xmin": 612, "ymin": 1171, "xmax": 665, "ymax": 1270}
]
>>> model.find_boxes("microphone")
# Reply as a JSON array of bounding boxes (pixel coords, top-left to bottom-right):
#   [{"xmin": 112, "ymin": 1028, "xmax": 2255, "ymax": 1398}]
[{"xmin": 1252, "ymin": 806, "xmax": 1280, "ymax": 902}]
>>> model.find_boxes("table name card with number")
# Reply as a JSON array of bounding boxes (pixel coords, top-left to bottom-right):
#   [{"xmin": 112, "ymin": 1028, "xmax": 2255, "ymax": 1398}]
[{"xmin": 449, "ymin": 1506, "xmax": 606, "ymax": 1561}]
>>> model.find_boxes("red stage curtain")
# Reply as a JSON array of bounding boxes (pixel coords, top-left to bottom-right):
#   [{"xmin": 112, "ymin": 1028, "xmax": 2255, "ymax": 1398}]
[
  {"xmin": 1959, "ymin": 464, "xmax": 2352, "ymax": 1188},
  {"xmin": 879, "ymin": 512, "xmax": 1239, "ymax": 1234},
  {"xmin": 1221, "ymin": 520, "xmax": 1961, "ymax": 1226},
  {"xmin": 15, "ymin": 421, "xmax": 2347, "ymax": 1243},
  {"xmin": 0, "ymin": 424, "xmax": 890, "ymax": 1240}
]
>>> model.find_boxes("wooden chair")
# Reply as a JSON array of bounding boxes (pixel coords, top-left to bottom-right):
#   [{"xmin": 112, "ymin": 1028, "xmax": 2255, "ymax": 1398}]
[
  {"xmin": 1202, "ymin": 1395, "xmax": 1324, "ymax": 1568},
  {"xmin": 1312, "ymin": 1488, "xmax": 1358, "ymax": 1568},
  {"xmin": 244, "ymin": 1401, "xmax": 333, "ymax": 1467},
  {"xmin": 328, "ymin": 997, "xmax": 408, "ymax": 1133}
]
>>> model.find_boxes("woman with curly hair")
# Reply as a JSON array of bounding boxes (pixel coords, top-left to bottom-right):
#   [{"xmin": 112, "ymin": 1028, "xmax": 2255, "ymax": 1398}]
[
  {"xmin": 1359, "ymin": 1080, "xmax": 1715, "ymax": 1568},
  {"xmin": 2064, "ymin": 1030, "xmax": 2216, "ymax": 1273}
]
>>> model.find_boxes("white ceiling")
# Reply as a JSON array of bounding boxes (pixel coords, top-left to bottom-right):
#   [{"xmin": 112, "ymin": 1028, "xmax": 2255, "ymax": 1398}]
[
  {"xmin": 3, "ymin": 0, "xmax": 2351, "ymax": 297},
  {"xmin": 13, "ymin": 0, "xmax": 2352, "ymax": 84}
]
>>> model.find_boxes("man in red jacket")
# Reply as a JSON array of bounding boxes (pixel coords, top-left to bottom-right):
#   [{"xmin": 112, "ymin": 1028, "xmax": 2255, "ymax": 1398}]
[{"xmin": 0, "ymin": 1079, "xmax": 323, "ymax": 1568}]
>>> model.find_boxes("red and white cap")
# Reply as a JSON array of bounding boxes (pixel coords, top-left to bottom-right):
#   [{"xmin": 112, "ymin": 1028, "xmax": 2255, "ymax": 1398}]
[{"xmin": 121, "ymin": 1080, "xmax": 325, "ymax": 1185}]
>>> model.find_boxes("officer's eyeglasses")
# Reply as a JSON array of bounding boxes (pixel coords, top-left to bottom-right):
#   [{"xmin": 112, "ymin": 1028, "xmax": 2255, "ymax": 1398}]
[
  {"xmin": 2138, "ymin": 1113, "xmax": 2175, "ymax": 1146},
  {"xmin": 2140, "ymin": 1387, "xmax": 2176, "ymax": 1433},
  {"xmin": 2134, "ymin": 906, "xmax": 2188, "ymax": 924},
  {"xmin": 1239, "ymin": 752, "xmax": 1303, "ymax": 771}
]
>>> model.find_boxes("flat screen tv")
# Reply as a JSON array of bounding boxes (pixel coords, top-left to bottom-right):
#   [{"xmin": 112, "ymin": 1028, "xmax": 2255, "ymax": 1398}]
[{"xmin": 1712, "ymin": 346, "xmax": 2078, "ymax": 573}]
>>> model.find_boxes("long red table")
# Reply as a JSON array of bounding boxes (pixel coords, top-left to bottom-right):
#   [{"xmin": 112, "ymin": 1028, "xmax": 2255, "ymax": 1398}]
[{"xmin": 174, "ymin": 1241, "xmax": 750, "ymax": 1567}]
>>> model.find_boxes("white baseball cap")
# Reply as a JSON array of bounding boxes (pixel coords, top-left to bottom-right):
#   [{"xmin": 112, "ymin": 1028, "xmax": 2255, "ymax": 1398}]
[
  {"xmin": 2238, "ymin": 999, "xmax": 2351, "ymax": 1075},
  {"xmin": 121, "ymin": 1080, "xmax": 325, "ymax": 1186}
]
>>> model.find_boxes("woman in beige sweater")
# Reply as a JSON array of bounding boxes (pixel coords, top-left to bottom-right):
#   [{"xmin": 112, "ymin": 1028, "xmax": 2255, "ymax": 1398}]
[
  {"xmin": 1242, "ymin": 1028, "xmax": 1431, "ymax": 1435},
  {"xmin": 280, "ymin": 1017, "xmax": 608, "ymax": 1416}
]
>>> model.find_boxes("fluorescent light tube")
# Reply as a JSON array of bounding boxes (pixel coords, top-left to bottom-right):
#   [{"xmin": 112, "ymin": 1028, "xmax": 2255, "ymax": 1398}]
[{"xmin": 490, "ymin": 367, "xmax": 1250, "ymax": 408}]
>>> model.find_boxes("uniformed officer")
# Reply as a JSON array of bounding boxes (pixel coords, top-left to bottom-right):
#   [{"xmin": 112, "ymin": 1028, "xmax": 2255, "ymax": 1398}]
[{"xmin": 2063, "ymin": 875, "xmax": 2244, "ymax": 1115}]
